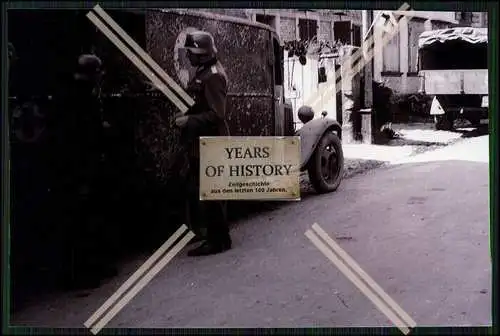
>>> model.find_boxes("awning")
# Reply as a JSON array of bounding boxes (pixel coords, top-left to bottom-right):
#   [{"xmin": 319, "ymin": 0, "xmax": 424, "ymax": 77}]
[{"xmin": 418, "ymin": 27, "xmax": 488, "ymax": 49}]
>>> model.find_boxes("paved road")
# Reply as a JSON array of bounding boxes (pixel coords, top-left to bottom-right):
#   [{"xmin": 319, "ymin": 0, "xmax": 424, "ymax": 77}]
[{"xmin": 12, "ymin": 135, "xmax": 491, "ymax": 329}]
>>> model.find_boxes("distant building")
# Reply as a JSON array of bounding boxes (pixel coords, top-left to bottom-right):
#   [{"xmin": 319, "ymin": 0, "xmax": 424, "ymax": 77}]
[
  {"xmin": 245, "ymin": 9, "xmax": 364, "ymax": 123},
  {"xmin": 189, "ymin": 8, "xmax": 488, "ymax": 125},
  {"xmin": 372, "ymin": 11, "xmax": 488, "ymax": 96},
  {"xmin": 456, "ymin": 12, "xmax": 488, "ymax": 28},
  {"xmin": 246, "ymin": 9, "xmax": 362, "ymax": 46},
  {"xmin": 194, "ymin": 8, "xmax": 362, "ymax": 45},
  {"xmin": 372, "ymin": 11, "xmax": 459, "ymax": 96}
]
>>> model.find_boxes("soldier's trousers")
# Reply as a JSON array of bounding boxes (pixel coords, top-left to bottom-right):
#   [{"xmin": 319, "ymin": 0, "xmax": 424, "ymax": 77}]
[
  {"xmin": 185, "ymin": 160, "xmax": 230, "ymax": 244},
  {"xmin": 55, "ymin": 184, "xmax": 115, "ymax": 280}
]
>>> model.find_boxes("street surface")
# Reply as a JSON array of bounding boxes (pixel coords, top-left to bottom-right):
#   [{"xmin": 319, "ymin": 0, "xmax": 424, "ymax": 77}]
[{"xmin": 12, "ymin": 134, "xmax": 491, "ymax": 328}]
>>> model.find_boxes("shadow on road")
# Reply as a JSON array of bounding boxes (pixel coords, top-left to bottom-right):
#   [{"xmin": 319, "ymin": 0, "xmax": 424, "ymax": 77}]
[
  {"xmin": 377, "ymin": 123, "xmax": 489, "ymax": 148},
  {"xmin": 10, "ymin": 158, "xmax": 490, "ymax": 328},
  {"xmin": 456, "ymin": 124, "xmax": 489, "ymax": 138}
]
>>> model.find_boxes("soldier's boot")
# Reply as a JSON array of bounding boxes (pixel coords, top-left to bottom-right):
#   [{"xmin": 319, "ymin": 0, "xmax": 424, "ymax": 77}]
[
  {"xmin": 187, "ymin": 237, "xmax": 232, "ymax": 257},
  {"xmin": 188, "ymin": 201, "xmax": 231, "ymax": 256},
  {"xmin": 187, "ymin": 235, "xmax": 205, "ymax": 245},
  {"xmin": 60, "ymin": 255, "xmax": 102, "ymax": 291},
  {"xmin": 186, "ymin": 226, "xmax": 208, "ymax": 245},
  {"xmin": 60, "ymin": 235, "xmax": 118, "ymax": 291},
  {"xmin": 93, "ymin": 262, "xmax": 118, "ymax": 279},
  {"xmin": 61, "ymin": 263, "xmax": 117, "ymax": 291},
  {"xmin": 187, "ymin": 225, "xmax": 231, "ymax": 257},
  {"xmin": 184, "ymin": 198, "xmax": 207, "ymax": 245},
  {"xmin": 62, "ymin": 273, "xmax": 101, "ymax": 291}
]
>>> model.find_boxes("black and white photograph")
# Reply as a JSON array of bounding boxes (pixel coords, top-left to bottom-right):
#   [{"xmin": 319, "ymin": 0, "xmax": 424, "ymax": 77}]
[{"xmin": 4, "ymin": 3, "xmax": 493, "ymax": 332}]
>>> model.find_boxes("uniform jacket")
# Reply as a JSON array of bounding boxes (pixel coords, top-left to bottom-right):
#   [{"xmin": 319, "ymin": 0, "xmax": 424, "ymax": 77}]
[
  {"xmin": 181, "ymin": 58, "xmax": 230, "ymax": 160},
  {"xmin": 51, "ymin": 79, "xmax": 104, "ymax": 191}
]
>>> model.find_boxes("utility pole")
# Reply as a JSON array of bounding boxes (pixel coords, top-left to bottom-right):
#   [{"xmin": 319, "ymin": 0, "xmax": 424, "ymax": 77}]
[
  {"xmin": 361, "ymin": 10, "xmax": 374, "ymax": 108},
  {"xmin": 360, "ymin": 9, "xmax": 375, "ymax": 144}
]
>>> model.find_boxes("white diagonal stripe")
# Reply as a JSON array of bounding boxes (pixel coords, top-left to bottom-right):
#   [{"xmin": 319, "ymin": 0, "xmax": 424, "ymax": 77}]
[
  {"xmin": 310, "ymin": 13, "xmax": 413, "ymax": 113},
  {"xmin": 92, "ymin": 5, "xmax": 195, "ymax": 108},
  {"xmin": 311, "ymin": 5, "xmax": 412, "ymax": 111},
  {"xmin": 86, "ymin": 12, "xmax": 189, "ymax": 113},
  {"xmin": 84, "ymin": 224, "xmax": 190, "ymax": 329},
  {"xmin": 312, "ymin": 223, "xmax": 417, "ymax": 328},
  {"xmin": 90, "ymin": 231, "xmax": 196, "ymax": 334},
  {"xmin": 305, "ymin": 229, "xmax": 412, "ymax": 335}
]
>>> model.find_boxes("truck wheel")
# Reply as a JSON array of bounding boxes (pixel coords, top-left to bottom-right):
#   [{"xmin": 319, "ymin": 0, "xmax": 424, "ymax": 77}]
[
  {"xmin": 434, "ymin": 115, "xmax": 453, "ymax": 131},
  {"xmin": 308, "ymin": 132, "xmax": 344, "ymax": 193}
]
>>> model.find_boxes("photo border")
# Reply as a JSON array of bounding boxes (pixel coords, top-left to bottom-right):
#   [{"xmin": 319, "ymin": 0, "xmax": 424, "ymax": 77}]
[{"xmin": 2, "ymin": 1, "xmax": 497, "ymax": 335}]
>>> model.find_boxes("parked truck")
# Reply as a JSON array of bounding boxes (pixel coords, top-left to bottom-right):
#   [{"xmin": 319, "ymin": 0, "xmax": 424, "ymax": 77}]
[
  {"xmin": 417, "ymin": 27, "xmax": 488, "ymax": 130},
  {"xmin": 8, "ymin": 8, "xmax": 345, "ymax": 196}
]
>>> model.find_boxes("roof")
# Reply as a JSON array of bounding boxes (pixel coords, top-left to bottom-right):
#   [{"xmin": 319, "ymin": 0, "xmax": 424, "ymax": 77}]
[
  {"xmin": 418, "ymin": 27, "xmax": 488, "ymax": 49},
  {"xmin": 157, "ymin": 8, "xmax": 277, "ymax": 35}
]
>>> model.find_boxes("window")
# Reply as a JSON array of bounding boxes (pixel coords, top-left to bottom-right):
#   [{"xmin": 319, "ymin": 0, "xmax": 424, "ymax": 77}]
[
  {"xmin": 408, "ymin": 18, "xmax": 426, "ymax": 74},
  {"xmin": 455, "ymin": 11, "xmax": 473, "ymax": 23},
  {"xmin": 432, "ymin": 21, "xmax": 452, "ymax": 31},
  {"xmin": 352, "ymin": 24, "xmax": 361, "ymax": 47},
  {"xmin": 256, "ymin": 14, "xmax": 276, "ymax": 29},
  {"xmin": 461, "ymin": 12, "xmax": 473, "ymax": 23},
  {"xmin": 382, "ymin": 29, "xmax": 400, "ymax": 73},
  {"xmin": 333, "ymin": 21, "xmax": 361, "ymax": 47},
  {"xmin": 333, "ymin": 21, "xmax": 351, "ymax": 44},
  {"xmin": 298, "ymin": 18, "xmax": 317, "ymax": 41}
]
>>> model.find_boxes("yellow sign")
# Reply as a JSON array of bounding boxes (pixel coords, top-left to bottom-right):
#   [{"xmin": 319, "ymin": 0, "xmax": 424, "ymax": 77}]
[{"xmin": 199, "ymin": 136, "xmax": 301, "ymax": 201}]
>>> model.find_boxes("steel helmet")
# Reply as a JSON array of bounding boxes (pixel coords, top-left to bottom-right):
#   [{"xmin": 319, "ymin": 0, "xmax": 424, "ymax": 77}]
[
  {"xmin": 184, "ymin": 30, "xmax": 217, "ymax": 55},
  {"xmin": 74, "ymin": 54, "xmax": 103, "ymax": 80}
]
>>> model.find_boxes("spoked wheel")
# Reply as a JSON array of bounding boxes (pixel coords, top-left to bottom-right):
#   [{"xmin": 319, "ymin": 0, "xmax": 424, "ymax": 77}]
[{"xmin": 308, "ymin": 132, "xmax": 344, "ymax": 193}]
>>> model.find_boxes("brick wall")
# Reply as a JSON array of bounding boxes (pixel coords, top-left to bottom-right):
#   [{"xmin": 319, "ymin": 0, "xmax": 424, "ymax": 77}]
[
  {"xmin": 280, "ymin": 17, "xmax": 297, "ymax": 42},
  {"xmin": 318, "ymin": 20, "xmax": 332, "ymax": 42},
  {"xmin": 316, "ymin": 9, "xmax": 362, "ymax": 25},
  {"xmin": 252, "ymin": 9, "xmax": 363, "ymax": 44},
  {"xmin": 343, "ymin": 10, "xmax": 362, "ymax": 25}
]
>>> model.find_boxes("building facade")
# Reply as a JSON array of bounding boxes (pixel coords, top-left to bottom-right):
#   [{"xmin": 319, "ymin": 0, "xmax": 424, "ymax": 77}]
[
  {"xmin": 247, "ymin": 9, "xmax": 362, "ymax": 45},
  {"xmin": 372, "ymin": 11, "xmax": 458, "ymax": 96},
  {"xmin": 245, "ymin": 9, "xmax": 364, "ymax": 123},
  {"xmin": 457, "ymin": 12, "xmax": 488, "ymax": 28},
  {"xmin": 373, "ymin": 11, "xmax": 488, "ymax": 96},
  {"xmin": 190, "ymin": 8, "xmax": 488, "ymax": 125}
]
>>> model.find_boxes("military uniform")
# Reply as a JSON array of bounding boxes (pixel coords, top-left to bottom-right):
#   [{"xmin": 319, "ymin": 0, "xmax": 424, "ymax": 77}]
[
  {"xmin": 51, "ymin": 55, "xmax": 117, "ymax": 289},
  {"xmin": 176, "ymin": 31, "xmax": 232, "ymax": 256}
]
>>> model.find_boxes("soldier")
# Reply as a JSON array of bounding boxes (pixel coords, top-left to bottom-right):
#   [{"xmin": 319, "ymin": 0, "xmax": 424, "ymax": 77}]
[
  {"xmin": 175, "ymin": 30, "xmax": 232, "ymax": 257},
  {"xmin": 52, "ymin": 54, "xmax": 117, "ymax": 289}
]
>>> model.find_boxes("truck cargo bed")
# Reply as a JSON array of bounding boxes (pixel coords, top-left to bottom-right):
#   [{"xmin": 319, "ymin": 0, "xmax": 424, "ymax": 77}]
[{"xmin": 421, "ymin": 69, "xmax": 488, "ymax": 95}]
